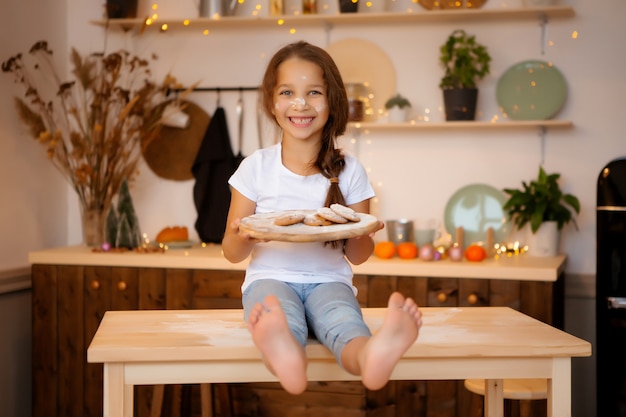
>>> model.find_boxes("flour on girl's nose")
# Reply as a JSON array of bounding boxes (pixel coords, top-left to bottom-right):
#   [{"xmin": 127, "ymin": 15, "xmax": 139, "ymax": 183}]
[{"xmin": 291, "ymin": 97, "xmax": 306, "ymax": 108}]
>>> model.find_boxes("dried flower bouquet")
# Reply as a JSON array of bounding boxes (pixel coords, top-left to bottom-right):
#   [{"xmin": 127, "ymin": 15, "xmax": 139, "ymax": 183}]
[{"xmin": 2, "ymin": 41, "xmax": 182, "ymax": 244}]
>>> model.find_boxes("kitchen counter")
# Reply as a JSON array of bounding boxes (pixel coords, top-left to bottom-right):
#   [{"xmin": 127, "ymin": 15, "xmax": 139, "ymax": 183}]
[{"xmin": 28, "ymin": 244, "xmax": 566, "ymax": 282}]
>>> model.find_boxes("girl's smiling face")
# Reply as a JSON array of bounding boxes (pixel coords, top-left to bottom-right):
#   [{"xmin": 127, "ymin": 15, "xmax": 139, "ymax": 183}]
[{"xmin": 273, "ymin": 57, "xmax": 329, "ymax": 142}]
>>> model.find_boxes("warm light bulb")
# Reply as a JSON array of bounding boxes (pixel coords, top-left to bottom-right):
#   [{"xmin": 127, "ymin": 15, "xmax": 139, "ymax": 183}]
[
  {"xmin": 161, "ymin": 23, "xmax": 168, "ymax": 31},
  {"xmin": 289, "ymin": 28, "xmax": 296, "ymax": 34},
  {"xmin": 183, "ymin": 19, "xmax": 190, "ymax": 25},
  {"xmin": 203, "ymin": 29, "xmax": 210, "ymax": 35},
  {"xmin": 152, "ymin": 3, "xmax": 158, "ymax": 10},
  {"xmin": 277, "ymin": 18, "xmax": 285, "ymax": 25}
]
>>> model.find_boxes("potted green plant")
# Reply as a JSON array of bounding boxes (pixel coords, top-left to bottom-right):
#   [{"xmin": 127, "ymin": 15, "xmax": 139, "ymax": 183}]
[
  {"xmin": 502, "ymin": 166, "xmax": 580, "ymax": 256},
  {"xmin": 439, "ymin": 29, "xmax": 491, "ymax": 121},
  {"xmin": 385, "ymin": 93, "xmax": 411, "ymax": 123}
]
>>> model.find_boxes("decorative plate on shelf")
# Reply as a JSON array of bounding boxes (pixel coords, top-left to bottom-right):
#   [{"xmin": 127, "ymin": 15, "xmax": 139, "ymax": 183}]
[
  {"xmin": 444, "ymin": 183, "xmax": 510, "ymax": 247},
  {"xmin": 496, "ymin": 60, "xmax": 567, "ymax": 120},
  {"xmin": 325, "ymin": 39, "xmax": 396, "ymax": 122}
]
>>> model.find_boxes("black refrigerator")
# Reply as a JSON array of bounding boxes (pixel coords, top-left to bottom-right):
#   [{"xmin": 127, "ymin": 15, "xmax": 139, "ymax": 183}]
[{"xmin": 597, "ymin": 157, "xmax": 626, "ymax": 417}]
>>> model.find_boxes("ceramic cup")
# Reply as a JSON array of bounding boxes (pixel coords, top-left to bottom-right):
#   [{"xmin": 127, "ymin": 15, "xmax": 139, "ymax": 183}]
[
  {"xmin": 414, "ymin": 218, "xmax": 437, "ymax": 247},
  {"xmin": 386, "ymin": 0, "xmax": 420, "ymax": 13},
  {"xmin": 522, "ymin": 0, "xmax": 555, "ymax": 6},
  {"xmin": 386, "ymin": 219, "xmax": 414, "ymax": 244},
  {"xmin": 317, "ymin": 0, "xmax": 340, "ymax": 14},
  {"xmin": 358, "ymin": 0, "xmax": 386, "ymax": 13},
  {"xmin": 283, "ymin": 0, "xmax": 303, "ymax": 15},
  {"xmin": 234, "ymin": 0, "xmax": 270, "ymax": 16}
]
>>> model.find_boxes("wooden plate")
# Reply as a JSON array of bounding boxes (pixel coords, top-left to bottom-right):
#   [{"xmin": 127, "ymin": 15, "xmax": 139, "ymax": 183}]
[{"xmin": 239, "ymin": 210, "xmax": 380, "ymax": 242}]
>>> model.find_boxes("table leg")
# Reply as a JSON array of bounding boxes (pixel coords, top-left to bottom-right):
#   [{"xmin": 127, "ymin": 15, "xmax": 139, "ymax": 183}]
[
  {"xmin": 103, "ymin": 364, "xmax": 125, "ymax": 417},
  {"xmin": 548, "ymin": 357, "xmax": 572, "ymax": 417},
  {"xmin": 124, "ymin": 384, "xmax": 134, "ymax": 417},
  {"xmin": 483, "ymin": 379, "xmax": 504, "ymax": 417}
]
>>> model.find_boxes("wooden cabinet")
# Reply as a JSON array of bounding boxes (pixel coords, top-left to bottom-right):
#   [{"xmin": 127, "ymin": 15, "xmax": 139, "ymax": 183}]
[{"xmin": 31, "ymin": 263, "xmax": 563, "ymax": 417}]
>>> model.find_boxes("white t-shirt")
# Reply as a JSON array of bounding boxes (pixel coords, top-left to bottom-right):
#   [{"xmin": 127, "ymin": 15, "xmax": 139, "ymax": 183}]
[{"xmin": 228, "ymin": 143, "xmax": 375, "ymax": 292}]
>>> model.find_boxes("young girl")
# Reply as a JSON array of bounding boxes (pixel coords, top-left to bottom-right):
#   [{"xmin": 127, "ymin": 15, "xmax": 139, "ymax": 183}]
[{"xmin": 222, "ymin": 41, "xmax": 422, "ymax": 395}]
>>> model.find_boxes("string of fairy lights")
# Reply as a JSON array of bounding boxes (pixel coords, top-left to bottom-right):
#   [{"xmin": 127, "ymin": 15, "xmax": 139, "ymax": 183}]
[{"xmin": 141, "ymin": 1, "xmax": 325, "ymax": 35}]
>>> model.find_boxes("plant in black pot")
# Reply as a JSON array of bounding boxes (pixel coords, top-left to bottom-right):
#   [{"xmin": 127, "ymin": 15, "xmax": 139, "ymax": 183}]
[
  {"xmin": 502, "ymin": 166, "xmax": 580, "ymax": 256},
  {"xmin": 439, "ymin": 29, "xmax": 491, "ymax": 121}
]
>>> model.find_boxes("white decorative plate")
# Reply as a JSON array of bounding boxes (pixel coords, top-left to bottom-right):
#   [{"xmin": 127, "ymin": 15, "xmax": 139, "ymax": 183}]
[{"xmin": 444, "ymin": 184, "xmax": 510, "ymax": 247}]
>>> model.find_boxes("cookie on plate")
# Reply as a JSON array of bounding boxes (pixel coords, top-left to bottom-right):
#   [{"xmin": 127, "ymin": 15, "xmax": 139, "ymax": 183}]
[
  {"xmin": 303, "ymin": 213, "xmax": 334, "ymax": 226},
  {"xmin": 317, "ymin": 207, "xmax": 349, "ymax": 224},
  {"xmin": 274, "ymin": 211, "xmax": 306, "ymax": 226},
  {"xmin": 330, "ymin": 203, "xmax": 360, "ymax": 222}
]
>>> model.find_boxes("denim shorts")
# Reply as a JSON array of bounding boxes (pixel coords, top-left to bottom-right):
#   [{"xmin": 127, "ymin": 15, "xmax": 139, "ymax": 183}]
[{"xmin": 242, "ymin": 279, "xmax": 372, "ymax": 367}]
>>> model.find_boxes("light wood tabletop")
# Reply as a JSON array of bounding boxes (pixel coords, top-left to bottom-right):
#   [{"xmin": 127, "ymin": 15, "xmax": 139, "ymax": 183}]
[{"xmin": 88, "ymin": 307, "xmax": 591, "ymax": 417}]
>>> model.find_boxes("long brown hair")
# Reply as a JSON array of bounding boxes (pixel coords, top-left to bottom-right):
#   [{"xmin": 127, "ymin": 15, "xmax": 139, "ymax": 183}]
[{"xmin": 260, "ymin": 41, "xmax": 349, "ymax": 211}]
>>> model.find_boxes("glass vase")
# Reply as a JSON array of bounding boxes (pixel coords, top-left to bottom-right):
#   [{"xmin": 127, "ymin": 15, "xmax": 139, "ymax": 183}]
[{"xmin": 81, "ymin": 206, "xmax": 109, "ymax": 247}]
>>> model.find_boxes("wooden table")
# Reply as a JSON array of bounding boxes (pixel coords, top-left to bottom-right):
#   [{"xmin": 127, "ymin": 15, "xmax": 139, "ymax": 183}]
[{"xmin": 87, "ymin": 307, "xmax": 590, "ymax": 417}]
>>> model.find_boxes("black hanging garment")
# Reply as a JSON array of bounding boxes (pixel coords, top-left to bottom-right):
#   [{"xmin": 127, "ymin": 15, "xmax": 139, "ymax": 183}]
[{"xmin": 192, "ymin": 107, "xmax": 237, "ymax": 243}]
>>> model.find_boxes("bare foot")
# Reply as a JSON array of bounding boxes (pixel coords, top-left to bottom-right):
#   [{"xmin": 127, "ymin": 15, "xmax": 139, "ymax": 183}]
[
  {"xmin": 248, "ymin": 295, "xmax": 308, "ymax": 395},
  {"xmin": 360, "ymin": 292, "xmax": 422, "ymax": 390}
]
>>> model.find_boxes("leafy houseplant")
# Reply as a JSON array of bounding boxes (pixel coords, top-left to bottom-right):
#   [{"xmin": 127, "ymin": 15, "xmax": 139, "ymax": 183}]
[
  {"xmin": 503, "ymin": 166, "xmax": 581, "ymax": 234},
  {"xmin": 2, "ymin": 41, "xmax": 182, "ymax": 246},
  {"xmin": 439, "ymin": 29, "xmax": 491, "ymax": 121},
  {"xmin": 385, "ymin": 93, "xmax": 411, "ymax": 123},
  {"xmin": 385, "ymin": 93, "xmax": 411, "ymax": 110}
]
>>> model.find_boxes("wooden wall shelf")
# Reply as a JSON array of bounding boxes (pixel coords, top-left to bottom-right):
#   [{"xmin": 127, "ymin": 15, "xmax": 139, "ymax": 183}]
[
  {"xmin": 91, "ymin": 6, "xmax": 575, "ymax": 32},
  {"xmin": 348, "ymin": 119, "xmax": 574, "ymax": 131}
]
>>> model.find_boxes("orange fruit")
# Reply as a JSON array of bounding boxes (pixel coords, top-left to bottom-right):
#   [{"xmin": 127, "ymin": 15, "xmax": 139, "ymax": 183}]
[
  {"xmin": 374, "ymin": 241, "xmax": 396, "ymax": 259},
  {"xmin": 465, "ymin": 244, "xmax": 487, "ymax": 262},
  {"xmin": 397, "ymin": 242, "xmax": 418, "ymax": 259}
]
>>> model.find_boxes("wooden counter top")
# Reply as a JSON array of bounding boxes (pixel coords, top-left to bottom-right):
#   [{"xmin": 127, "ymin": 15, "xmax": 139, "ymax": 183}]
[{"xmin": 28, "ymin": 245, "xmax": 566, "ymax": 282}]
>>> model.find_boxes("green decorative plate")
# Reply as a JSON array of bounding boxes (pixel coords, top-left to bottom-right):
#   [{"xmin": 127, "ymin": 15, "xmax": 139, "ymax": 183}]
[
  {"xmin": 496, "ymin": 60, "xmax": 567, "ymax": 120},
  {"xmin": 444, "ymin": 184, "xmax": 510, "ymax": 247}
]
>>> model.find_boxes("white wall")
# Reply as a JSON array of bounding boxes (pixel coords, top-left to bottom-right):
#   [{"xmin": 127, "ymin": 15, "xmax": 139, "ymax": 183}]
[
  {"xmin": 1, "ymin": 1, "xmax": 620, "ymax": 415},
  {"xmin": 2, "ymin": 1, "xmax": 622, "ymax": 276},
  {"xmin": 0, "ymin": 0, "xmax": 68, "ymax": 271},
  {"xmin": 56, "ymin": 0, "xmax": 624, "ymax": 280}
]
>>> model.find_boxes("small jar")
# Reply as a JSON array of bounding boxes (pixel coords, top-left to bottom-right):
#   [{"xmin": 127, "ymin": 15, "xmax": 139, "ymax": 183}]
[
  {"xmin": 303, "ymin": 0, "xmax": 316, "ymax": 13},
  {"xmin": 345, "ymin": 82, "xmax": 367, "ymax": 122}
]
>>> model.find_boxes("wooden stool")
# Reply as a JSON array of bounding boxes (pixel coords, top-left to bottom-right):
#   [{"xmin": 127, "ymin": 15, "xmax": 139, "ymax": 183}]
[{"xmin": 464, "ymin": 379, "xmax": 548, "ymax": 417}]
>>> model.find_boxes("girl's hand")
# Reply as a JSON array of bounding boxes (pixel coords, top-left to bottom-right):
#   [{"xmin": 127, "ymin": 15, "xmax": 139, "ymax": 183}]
[
  {"xmin": 353, "ymin": 220, "xmax": 385, "ymax": 240},
  {"xmin": 231, "ymin": 218, "xmax": 270, "ymax": 243}
]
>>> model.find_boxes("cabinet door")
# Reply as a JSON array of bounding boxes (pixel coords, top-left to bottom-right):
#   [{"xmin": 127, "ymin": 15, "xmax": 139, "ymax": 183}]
[
  {"xmin": 32, "ymin": 264, "xmax": 58, "ymax": 417},
  {"xmin": 428, "ymin": 277, "xmax": 458, "ymax": 307},
  {"xmin": 458, "ymin": 279, "xmax": 489, "ymax": 307},
  {"xmin": 58, "ymin": 266, "xmax": 86, "ymax": 417},
  {"xmin": 84, "ymin": 266, "xmax": 113, "ymax": 417},
  {"xmin": 192, "ymin": 269, "xmax": 244, "ymax": 309}
]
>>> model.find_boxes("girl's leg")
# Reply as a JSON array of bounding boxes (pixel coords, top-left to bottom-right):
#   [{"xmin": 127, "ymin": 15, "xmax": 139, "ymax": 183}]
[
  {"xmin": 306, "ymin": 284, "xmax": 422, "ymax": 390},
  {"xmin": 243, "ymin": 280, "xmax": 309, "ymax": 395},
  {"xmin": 348, "ymin": 292, "xmax": 422, "ymax": 390},
  {"xmin": 304, "ymin": 282, "xmax": 371, "ymax": 367}
]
